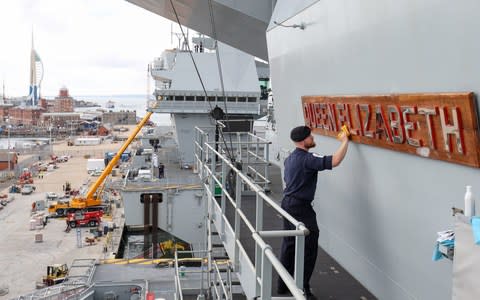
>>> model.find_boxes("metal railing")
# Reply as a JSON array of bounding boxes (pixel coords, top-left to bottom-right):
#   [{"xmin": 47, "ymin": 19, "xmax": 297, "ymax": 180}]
[
  {"xmin": 211, "ymin": 260, "xmax": 233, "ymax": 300},
  {"xmin": 13, "ymin": 259, "xmax": 97, "ymax": 300},
  {"xmin": 194, "ymin": 125, "xmax": 271, "ymax": 192},
  {"xmin": 194, "ymin": 127, "xmax": 308, "ymax": 300},
  {"xmin": 173, "ymin": 250, "xmax": 235, "ymax": 300},
  {"xmin": 173, "ymin": 250, "xmax": 211, "ymax": 300},
  {"xmin": 149, "ymin": 101, "xmax": 260, "ymax": 115}
]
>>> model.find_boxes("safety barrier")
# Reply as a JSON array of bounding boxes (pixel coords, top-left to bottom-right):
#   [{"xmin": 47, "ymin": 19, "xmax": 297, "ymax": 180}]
[{"xmin": 194, "ymin": 126, "xmax": 307, "ymax": 300}]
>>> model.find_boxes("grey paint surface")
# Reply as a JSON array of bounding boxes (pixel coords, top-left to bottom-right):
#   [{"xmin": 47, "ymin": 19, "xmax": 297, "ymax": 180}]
[
  {"xmin": 152, "ymin": 43, "xmax": 260, "ymax": 93},
  {"xmin": 267, "ymin": 0, "xmax": 318, "ymax": 30},
  {"xmin": 127, "ymin": 0, "xmax": 272, "ymax": 59},
  {"xmin": 171, "ymin": 113, "xmax": 216, "ymax": 164},
  {"xmin": 122, "ymin": 189, "xmax": 205, "ymax": 246},
  {"xmin": 267, "ymin": 1, "xmax": 480, "ymax": 299}
]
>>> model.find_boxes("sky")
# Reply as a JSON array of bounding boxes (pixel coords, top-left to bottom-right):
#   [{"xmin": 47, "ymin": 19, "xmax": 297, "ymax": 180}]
[{"xmin": 0, "ymin": 0, "xmax": 173, "ymax": 97}]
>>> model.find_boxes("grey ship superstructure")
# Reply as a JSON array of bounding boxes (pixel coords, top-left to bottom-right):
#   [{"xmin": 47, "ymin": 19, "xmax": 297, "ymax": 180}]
[
  {"xmin": 128, "ymin": 1, "xmax": 480, "ymax": 300},
  {"xmin": 150, "ymin": 36, "xmax": 266, "ymax": 165}
]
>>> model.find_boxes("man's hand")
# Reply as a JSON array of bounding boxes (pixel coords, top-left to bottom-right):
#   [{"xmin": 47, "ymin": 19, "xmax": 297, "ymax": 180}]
[
  {"xmin": 337, "ymin": 125, "xmax": 351, "ymax": 141},
  {"xmin": 332, "ymin": 129, "xmax": 349, "ymax": 167},
  {"xmin": 338, "ymin": 131, "xmax": 349, "ymax": 142}
]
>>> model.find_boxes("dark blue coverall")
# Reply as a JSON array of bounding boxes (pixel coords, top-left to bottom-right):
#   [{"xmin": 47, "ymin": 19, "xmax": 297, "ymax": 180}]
[{"xmin": 278, "ymin": 148, "xmax": 333, "ymax": 292}]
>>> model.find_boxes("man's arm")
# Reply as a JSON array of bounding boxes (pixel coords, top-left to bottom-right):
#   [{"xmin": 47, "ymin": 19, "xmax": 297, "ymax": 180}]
[{"xmin": 332, "ymin": 133, "xmax": 349, "ymax": 167}]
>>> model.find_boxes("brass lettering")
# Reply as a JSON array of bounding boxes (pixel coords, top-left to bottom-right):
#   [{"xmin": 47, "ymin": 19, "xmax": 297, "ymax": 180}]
[
  {"xmin": 401, "ymin": 106, "xmax": 421, "ymax": 147},
  {"xmin": 336, "ymin": 103, "xmax": 349, "ymax": 128},
  {"xmin": 388, "ymin": 105, "xmax": 404, "ymax": 144},
  {"xmin": 312, "ymin": 103, "xmax": 323, "ymax": 129},
  {"xmin": 301, "ymin": 92, "xmax": 480, "ymax": 168},
  {"xmin": 344, "ymin": 104, "xmax": 354, "ymax": 131},
  {"xmin": 375, "ymin": 105, "xmax": 393, "ymax": 142},
  {"xmin": 303, "ymin": 103, "xmax": 314, "ymax": 128},
  {"xmin": 319, "ymin": 103, "xmax": 329, "ymax": 130},
  {"xmin": 439, "ymin": 107, "xmax": 464, "ymax": 154},
  {"xmin": 327, "ymin": 104, "xmax": 338, "ymax": 131},
  {"xmin": 418, "ymin": 107, "xmax": 437, "ymax": 149},
  {"xmin": 360, "ymin": 104, "xmax": 374, "ymax": 138},
  {"xmin": 351, "ymin": 104, "xmax": 363, "ymax": 136}
]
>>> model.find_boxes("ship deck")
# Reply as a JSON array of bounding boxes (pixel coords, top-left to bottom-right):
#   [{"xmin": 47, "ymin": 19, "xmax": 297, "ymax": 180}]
[
  {"xmin": 92, "ymin": 137, "xmax": 376, "ymax": 299},
  {"xmin": 225, "ymin": 163, "xmax": 377, "ymax": 299}
]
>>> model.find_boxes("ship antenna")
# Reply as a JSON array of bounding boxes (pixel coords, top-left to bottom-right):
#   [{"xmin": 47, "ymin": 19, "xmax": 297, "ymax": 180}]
[{"xmin": 146, "ymin": 63, "xmax": 151, "ymax": 109}]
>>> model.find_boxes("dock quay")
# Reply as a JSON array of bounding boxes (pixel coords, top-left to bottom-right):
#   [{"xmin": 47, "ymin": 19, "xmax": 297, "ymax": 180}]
[{"xmin": 0, "ymin": 128, "xmax": 135, "ymax": 299}]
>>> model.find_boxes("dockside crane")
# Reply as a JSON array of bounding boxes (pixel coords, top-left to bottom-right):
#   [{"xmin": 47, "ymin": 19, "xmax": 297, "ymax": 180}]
[
  {"xmin": 48, "ymin": 112, "xmax": 153, "ymax": 216},
  {"xmin": 70, "ymin": 112, "xmax": 153, "ymax": 208}
]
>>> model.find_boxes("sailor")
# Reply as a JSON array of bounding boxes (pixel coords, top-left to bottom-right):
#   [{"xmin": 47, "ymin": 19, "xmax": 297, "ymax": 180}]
[{"xmin": 277, "ymin": 125, "xmax": 349, "ymax": 299}]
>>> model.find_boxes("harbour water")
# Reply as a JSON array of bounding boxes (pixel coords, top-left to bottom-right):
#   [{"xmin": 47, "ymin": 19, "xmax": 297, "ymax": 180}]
[
  {"xmin": 0, "ymin": 138, "xmax": 49, "ymax": 150},
  {"xmin": 74, "ymin": 94, "xmax": 171, "ymax": 126},
  {"xmin": 0, "ymin": 95, "xmax": 170, "ymax": 149}
]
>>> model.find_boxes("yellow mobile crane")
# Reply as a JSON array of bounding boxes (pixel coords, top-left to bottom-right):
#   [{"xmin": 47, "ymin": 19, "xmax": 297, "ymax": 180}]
[{"xmin": 48, "ymin": 112, "xmax": 153, "ymax": 216}]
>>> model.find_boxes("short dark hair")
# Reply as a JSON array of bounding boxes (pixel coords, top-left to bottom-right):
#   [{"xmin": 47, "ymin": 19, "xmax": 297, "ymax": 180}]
[{"xmin": 290, "ymin": 126, "xmax": 311, "ymax": 142}]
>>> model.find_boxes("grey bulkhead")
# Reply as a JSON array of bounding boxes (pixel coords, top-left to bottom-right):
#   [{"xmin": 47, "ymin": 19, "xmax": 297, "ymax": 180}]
[{"xmin": 268, "ymin": 1, "xmax": 480, "ymax": 299}]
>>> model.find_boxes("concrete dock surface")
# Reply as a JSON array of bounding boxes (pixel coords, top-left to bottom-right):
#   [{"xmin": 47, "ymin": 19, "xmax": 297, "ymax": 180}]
[{"xmin": 0, "ymin": 136, "xmax": 134, "ymax": 299}]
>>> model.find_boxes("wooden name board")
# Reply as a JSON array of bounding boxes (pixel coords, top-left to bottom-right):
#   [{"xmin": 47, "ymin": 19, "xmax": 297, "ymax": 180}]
[{"xmin": 302, "ymin": 93, "xmax": 480, "ymax": 168}]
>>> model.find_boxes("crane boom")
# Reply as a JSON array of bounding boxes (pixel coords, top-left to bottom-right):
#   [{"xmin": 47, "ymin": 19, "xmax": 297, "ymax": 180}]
[{"xmin": 85, "ymin": 111, "xmax": 153, "ymax": 200}]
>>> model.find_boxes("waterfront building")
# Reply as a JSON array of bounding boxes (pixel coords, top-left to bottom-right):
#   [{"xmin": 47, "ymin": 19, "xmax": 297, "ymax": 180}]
[
  {"xmin": 97, "ymin": 124, "xmax": 111, "ymax": 136},
  {"xmin": 0, "ymin": 152, "xmax": 18, "ymax": 171},
  {"xmin": 52, "ymin": 87, "xmax": 74, "ymax": 112},
  {"xmin": 0, "ymin": 104, "xmax": 13, "ymax": 123},
  {"xmin": 102, "ymin": 111, "xmax": 136, "ymax": 125},
  {"xmin": 8, "ymin": 106, "xmax": 43, "ymax": 126},
  {"xmin": 40, "ymin": 112, "xmax": 81, "ymax": 128}
]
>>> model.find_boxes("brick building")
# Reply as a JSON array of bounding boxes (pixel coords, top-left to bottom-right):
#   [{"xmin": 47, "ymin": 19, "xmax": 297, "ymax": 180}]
[
  {"xmin": 40, "ymin": 112, "xmax": 81, "ymax": 128},
  {"xmin": 0, "ymin": 152, "xmax": 18, "ymax": 171},
  {"xmin": 0, "ymin": 104, "xmax": 13, "ymax": 123},
  {"xmin": 38, "ymin": 98, "xmax": 47, "ymax": 110},
  {"xmin": 97, "ymin": 124, "xmax": 111, "ymax": 136},
  {"xmin": 8, "ymin": 107, "xmax": 44, "ymax": 125},
  {"xmin": 102, "ymin": 111, "xmax": 137, "ymax": 125},
  {"xmin": 52, "ymin": 87, "xmax": 74, "ymax": 112}
]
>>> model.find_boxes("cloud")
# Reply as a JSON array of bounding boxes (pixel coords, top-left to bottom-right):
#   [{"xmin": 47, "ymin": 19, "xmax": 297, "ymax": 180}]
[{"xmin": 0, "ymin": 0, "xmax": 172, "ymax": 97}]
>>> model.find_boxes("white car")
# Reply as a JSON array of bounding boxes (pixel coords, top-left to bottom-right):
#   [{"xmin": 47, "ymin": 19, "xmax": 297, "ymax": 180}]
[
  {"xmin": 21, "ymin": 185, "xmax": 35, "ymax": 195},
  {"xmin": 91, "ymin": 169, "xmax": 103, "ymax": 177}
]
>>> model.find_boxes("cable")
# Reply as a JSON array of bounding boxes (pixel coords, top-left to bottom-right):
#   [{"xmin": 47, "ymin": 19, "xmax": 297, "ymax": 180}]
[
  {"xmin": 207, "ymin": 0, "xmax": 235, "ymax": 157},
  {"xmin": 168, "ymin": 0, "xmax": 211, "ymax": 111},
  {"xmin": 273, "ymin": 21, "xmax": 305, "ymax": 30},
  {"xmin": 169, "ymin": 0, "xmax": 235, "ymax": 162}
]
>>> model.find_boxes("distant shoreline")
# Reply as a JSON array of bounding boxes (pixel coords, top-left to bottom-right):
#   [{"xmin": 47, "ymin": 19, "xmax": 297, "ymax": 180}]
[{"xmin": 74, "ymin": 99, "xmax": 101, "ymax": 108}]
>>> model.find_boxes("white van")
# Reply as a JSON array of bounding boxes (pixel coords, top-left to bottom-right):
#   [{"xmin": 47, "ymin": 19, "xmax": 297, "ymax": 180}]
[{"xmin": 137, "ymin": 169, "xmax": 152, "ymax": 181}]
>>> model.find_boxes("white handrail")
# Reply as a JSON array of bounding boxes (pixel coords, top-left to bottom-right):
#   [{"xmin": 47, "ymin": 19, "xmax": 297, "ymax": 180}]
[{"xmin": 194, "ymin": 126, "xmax": 307, "ymax": 300}]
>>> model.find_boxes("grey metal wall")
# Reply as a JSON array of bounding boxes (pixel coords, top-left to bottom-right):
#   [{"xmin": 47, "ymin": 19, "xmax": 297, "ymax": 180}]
[
  {"xmin": 122, "ymin": 189, "xmax": 205, "ymax": 246},
  {"xmin": 267, "ymin": 1, "xmax": 480, "ymax": 299},
  {"xmin": 171, "ymin": 113, "xmax": 217, "ymax": 165}
]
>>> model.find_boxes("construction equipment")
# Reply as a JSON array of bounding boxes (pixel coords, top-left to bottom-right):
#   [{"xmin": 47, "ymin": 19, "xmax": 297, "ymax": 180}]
[
  {"xmin": 17, "ymin": 168, "xmax": 33, "ymax": 185},
  {"xmin": 66, "ymin": 210, "xmax": 103, "ymax": 228},
  {"xmin": 47, "ymin": 201, "xmax": 73, "ymax": 216},
  {"xmin": 48, "ymin": 199, "xmax": 107, "ymax": 216},
  {"xmin": 159, "ymin": 240, "xmax": 186, "ymax": 257},
  {"xmin": 48, "ymin": 112, "xmax": 152, "ymax": 217},
  {"xmin": 71, "ymin": 112, "xmax": 153, "ymax": 207},
  {"xmin": 42, "ymin": 264, "xmax": 68, "ymax": 287}
]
